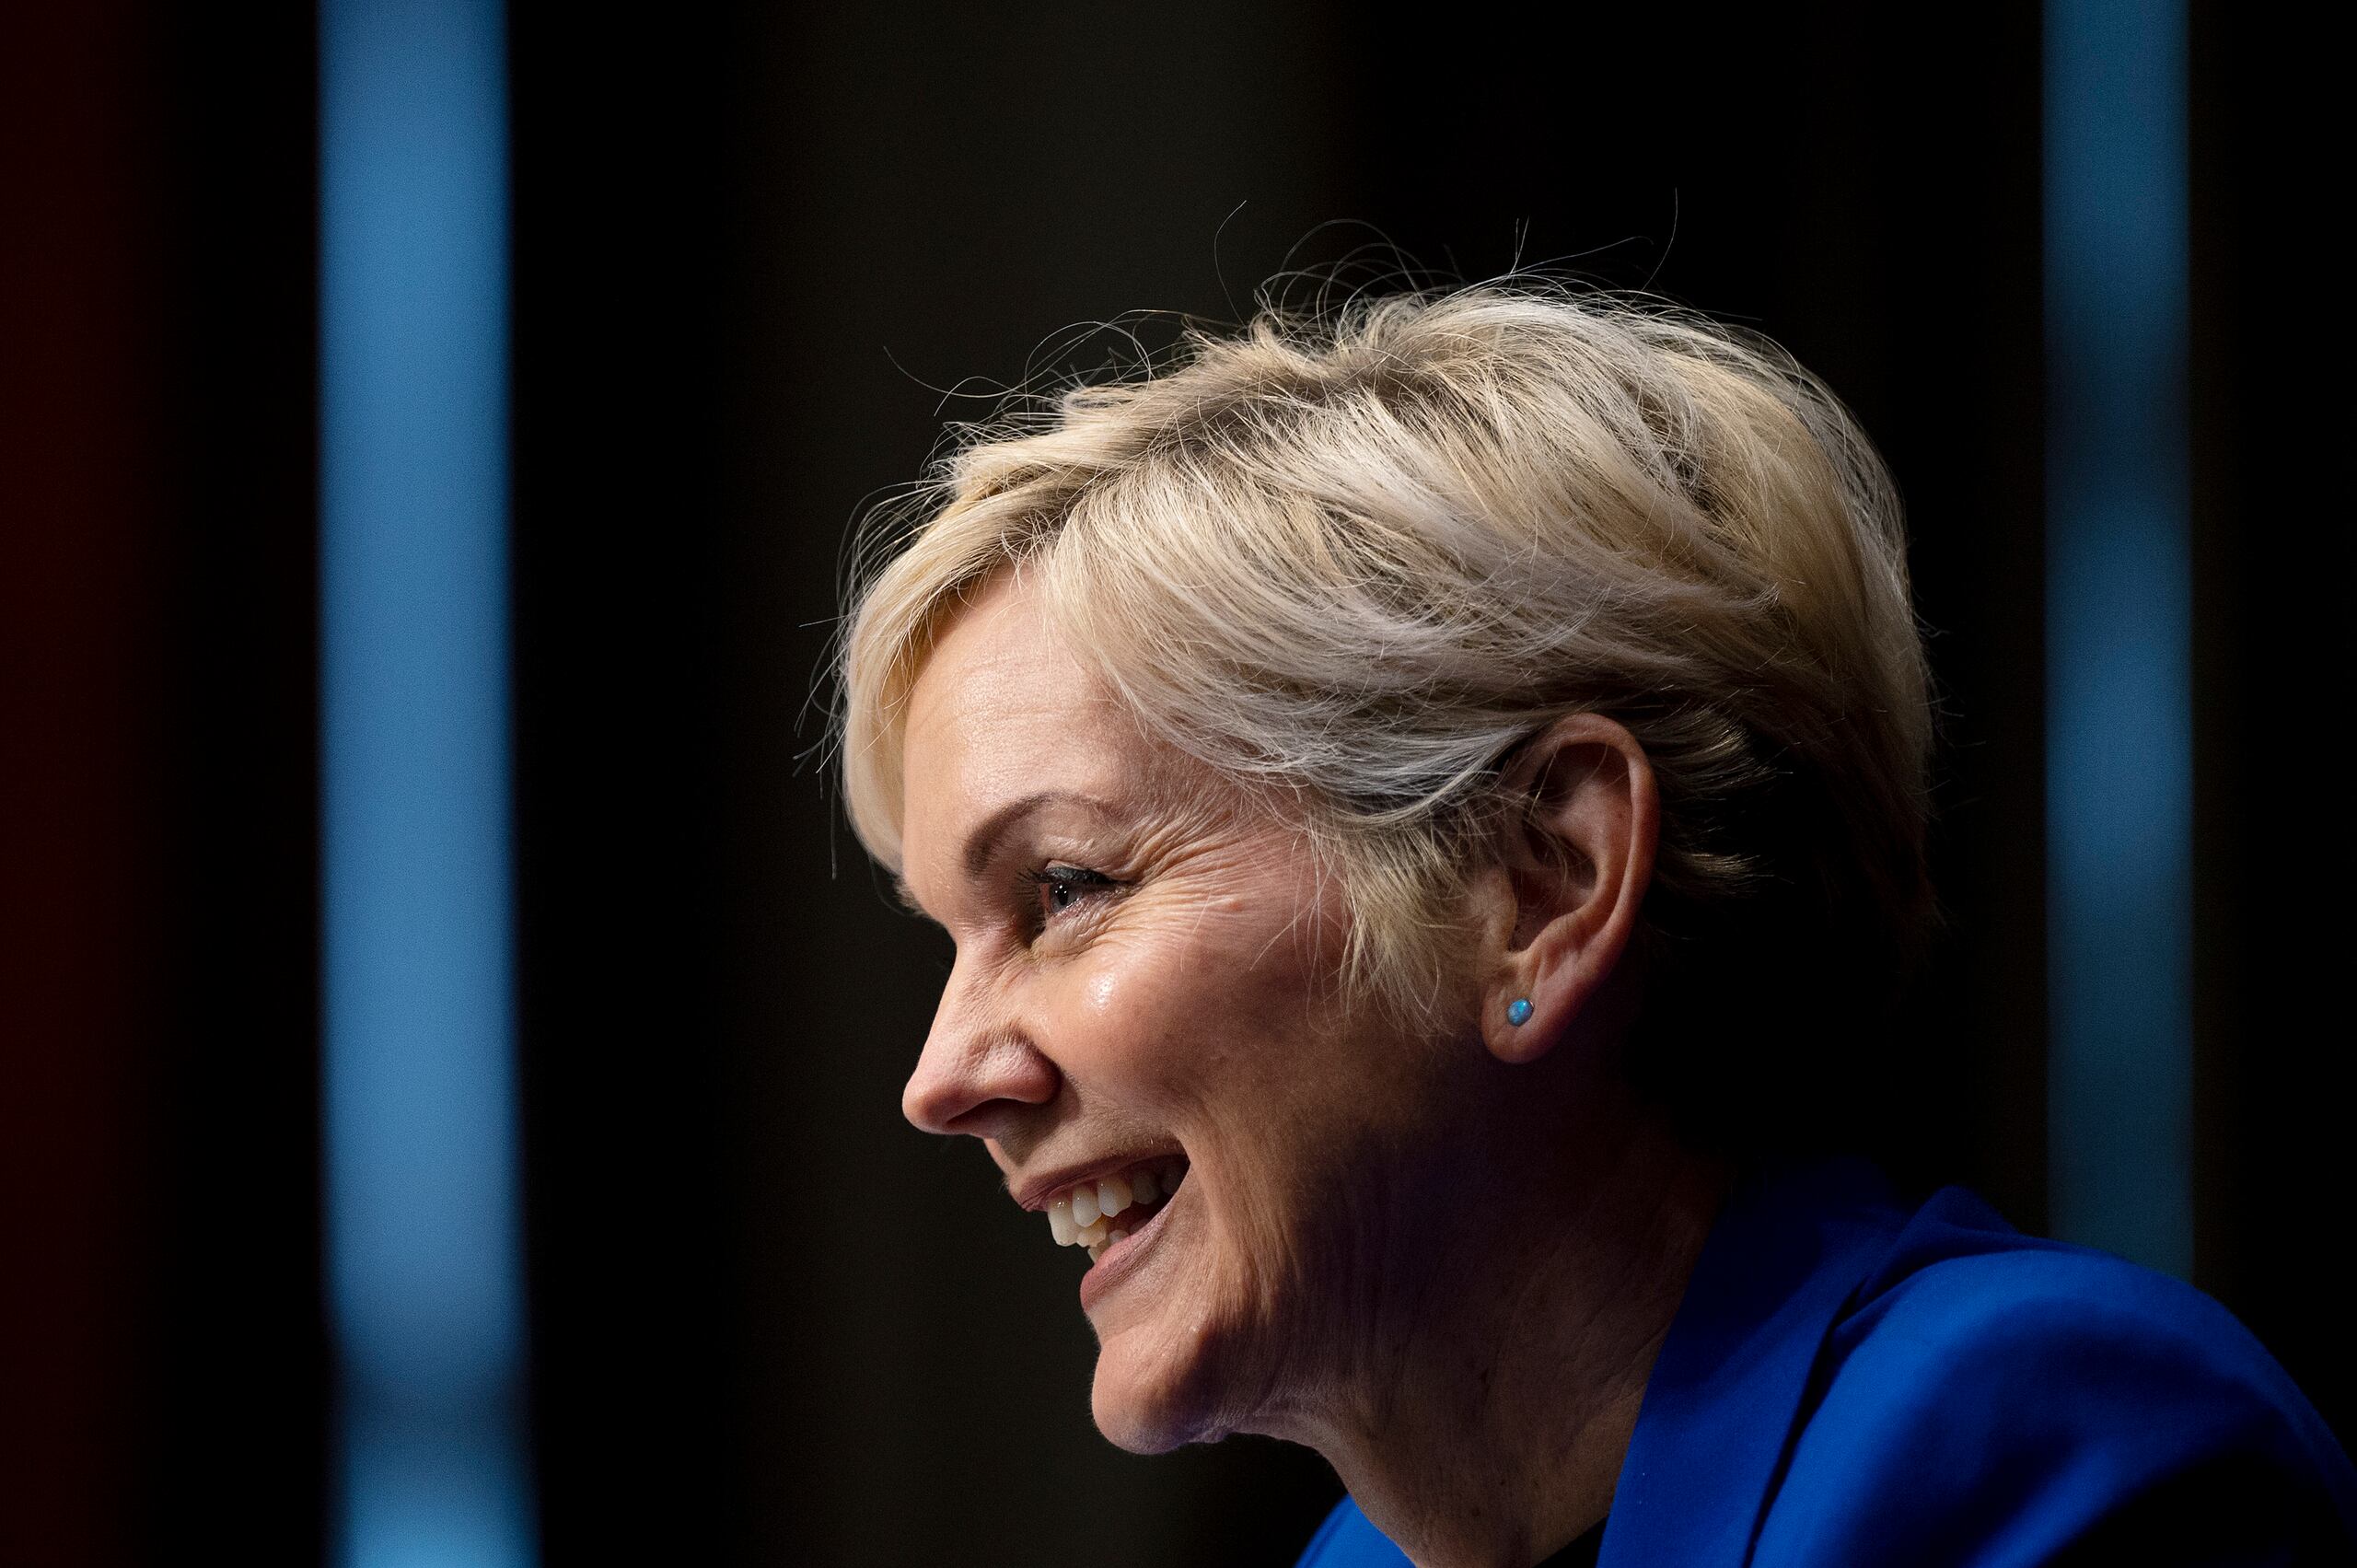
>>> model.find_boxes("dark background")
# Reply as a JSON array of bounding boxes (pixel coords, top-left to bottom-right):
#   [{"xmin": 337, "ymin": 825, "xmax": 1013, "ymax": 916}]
[{"xmin": 5, "ymin": 3, "xmax": 2348, "ymax": 1564}]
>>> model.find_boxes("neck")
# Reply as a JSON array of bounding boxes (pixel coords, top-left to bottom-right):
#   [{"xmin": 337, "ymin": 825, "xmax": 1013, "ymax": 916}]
[{"xmin": 1274, "ymin": 1077, "xmax": 1728, "ymax": 1568}]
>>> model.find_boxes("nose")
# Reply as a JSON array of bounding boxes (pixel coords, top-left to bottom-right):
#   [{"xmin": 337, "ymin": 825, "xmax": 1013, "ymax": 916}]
[{"xmin": 901, "ymin": 965, "xmax": 1060, "ymax": 1138}]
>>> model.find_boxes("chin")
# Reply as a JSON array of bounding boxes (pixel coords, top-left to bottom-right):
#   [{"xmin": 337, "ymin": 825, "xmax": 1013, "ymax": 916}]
[{"xmin": 1087, "ymin": 1314, "xmax": 1239, "ymax": 1455}]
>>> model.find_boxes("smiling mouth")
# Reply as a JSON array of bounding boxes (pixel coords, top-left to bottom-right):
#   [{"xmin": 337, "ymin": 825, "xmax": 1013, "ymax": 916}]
[{"xmin": 1043, "ymin": 1156, "xmax": 1189, "ymax": 1262}]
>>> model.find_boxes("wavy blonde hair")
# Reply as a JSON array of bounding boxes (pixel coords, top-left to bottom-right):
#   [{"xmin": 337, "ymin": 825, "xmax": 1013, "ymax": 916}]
[{"xmin": 836, "ymin": 285, "xmax": 1933, "ymax": 1136}]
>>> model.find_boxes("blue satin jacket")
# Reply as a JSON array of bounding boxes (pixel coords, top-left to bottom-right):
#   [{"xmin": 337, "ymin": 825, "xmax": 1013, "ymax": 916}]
[{"xmin": 1297, "ymin": 1160, "xmax": 2357, "ymax": 1566}]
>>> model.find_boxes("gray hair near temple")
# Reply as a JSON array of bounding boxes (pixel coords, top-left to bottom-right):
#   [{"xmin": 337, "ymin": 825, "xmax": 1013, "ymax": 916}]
[{"xmin": 834, "ymin": 284, "xmax": 2357, "ymax": 1568}]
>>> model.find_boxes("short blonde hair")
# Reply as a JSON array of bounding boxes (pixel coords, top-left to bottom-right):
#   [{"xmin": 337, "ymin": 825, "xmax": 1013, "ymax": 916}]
[{"xmin": 837, "ymin": 285, "xmax": 1933, "ymax": 1139}]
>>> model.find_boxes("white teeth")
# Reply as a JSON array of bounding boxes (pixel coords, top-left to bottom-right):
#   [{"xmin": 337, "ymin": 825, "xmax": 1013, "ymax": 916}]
[
  {"xmin": 1086, "ymin": 1242, "xmax": 1106, "ymax": 1263},
  {"xmin": 1043, "ymin": 1159, "xmax": 1190, "ymax": 1260}
]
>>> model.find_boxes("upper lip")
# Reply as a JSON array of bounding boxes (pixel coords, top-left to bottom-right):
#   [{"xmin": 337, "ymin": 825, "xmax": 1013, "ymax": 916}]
[{"xmin": 1010, "ymin": 1150, "xmax": 1182, "ymax": 1212}]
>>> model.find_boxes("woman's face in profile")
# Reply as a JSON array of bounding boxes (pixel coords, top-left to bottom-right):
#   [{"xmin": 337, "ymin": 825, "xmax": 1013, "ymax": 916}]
[{"xmin": 896, "ymin": 573, "xmax": 1467, "ymax": 1451}]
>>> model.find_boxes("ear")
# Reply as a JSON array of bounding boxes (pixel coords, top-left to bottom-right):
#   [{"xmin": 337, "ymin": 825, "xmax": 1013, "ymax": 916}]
[{"xmin": 1476, "ymin": 714, "xmax": 1658, "ymax": 1065}]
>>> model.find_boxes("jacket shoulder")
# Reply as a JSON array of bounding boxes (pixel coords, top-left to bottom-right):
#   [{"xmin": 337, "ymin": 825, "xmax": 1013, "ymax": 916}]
[{"xmin": 1753, "ymin": 1191, "xmax": 2357, "ymax": 1565}]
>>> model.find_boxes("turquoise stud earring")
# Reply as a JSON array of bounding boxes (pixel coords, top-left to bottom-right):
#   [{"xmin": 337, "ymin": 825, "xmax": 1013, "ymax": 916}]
[{"xmin": 1506, "ymin": 997, "xmax": 1533, "ymax": 1027}]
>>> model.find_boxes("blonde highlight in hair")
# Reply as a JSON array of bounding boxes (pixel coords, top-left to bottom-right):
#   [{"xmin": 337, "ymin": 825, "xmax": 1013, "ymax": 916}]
[{"xmin": 836, "ymin": 284, "xmax": 1933, "ymax": 1125}]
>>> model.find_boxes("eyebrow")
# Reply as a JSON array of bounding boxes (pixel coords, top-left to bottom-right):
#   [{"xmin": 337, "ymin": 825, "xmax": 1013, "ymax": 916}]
[{"xmin": 893, "ymin": 789, "xmax": 1110, "ymax": 918}]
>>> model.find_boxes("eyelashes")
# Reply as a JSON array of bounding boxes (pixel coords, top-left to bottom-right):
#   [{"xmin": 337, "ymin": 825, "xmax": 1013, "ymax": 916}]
[{"xmin": 1018, "ymin": 863, "xmax": 1118, "ymax": 927}]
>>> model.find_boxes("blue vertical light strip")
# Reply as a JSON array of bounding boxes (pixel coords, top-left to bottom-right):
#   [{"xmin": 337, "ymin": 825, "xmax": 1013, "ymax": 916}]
[
  {"xmin": 2044, "ymin": 0, "xmax": 2193, "ymax": 1278},
  {"xmin": 321, "ymin": 0, "xmax": 537, "ymax": 1562}
]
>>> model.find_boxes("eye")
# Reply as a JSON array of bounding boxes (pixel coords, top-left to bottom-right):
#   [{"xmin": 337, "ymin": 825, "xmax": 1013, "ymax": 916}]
[{"xmin": 1020, "ymin": 864, "xmax": 1116, "ymax": 926}]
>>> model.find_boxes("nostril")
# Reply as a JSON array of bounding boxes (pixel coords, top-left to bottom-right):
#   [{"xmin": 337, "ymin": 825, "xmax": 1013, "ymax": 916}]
[{"xmin": 938, "ymin": 1094, "xmax": 1039, "ymax": 1141}]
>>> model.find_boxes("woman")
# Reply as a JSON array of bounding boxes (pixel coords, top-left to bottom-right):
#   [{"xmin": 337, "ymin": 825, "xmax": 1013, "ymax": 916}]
[{"xmin": 833, "ymin": 287, "xmax": 2356, "ymax": 1566}]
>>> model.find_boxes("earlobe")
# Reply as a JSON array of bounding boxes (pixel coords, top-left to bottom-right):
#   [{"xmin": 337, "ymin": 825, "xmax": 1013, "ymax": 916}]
[{"xmin": 1489, "ymin": 990, "xmax": 1551, "ymax": 1064}]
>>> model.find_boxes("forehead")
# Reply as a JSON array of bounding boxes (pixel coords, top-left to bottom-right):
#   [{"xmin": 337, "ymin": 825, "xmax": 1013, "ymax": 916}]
[
  {"xmin": 899, "ymin": 575, "xmax": 1151, "ymax": 878},
  {"xmin": 905, "ymin": 573, "xmax": 1126, "ymax": 780}
]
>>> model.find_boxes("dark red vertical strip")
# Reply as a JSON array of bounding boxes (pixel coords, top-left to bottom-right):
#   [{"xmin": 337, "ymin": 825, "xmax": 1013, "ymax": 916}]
[
  {"xmin": 2, "ymin": 6, "xmax": 324, "ymax": 1561},
  {"xmin": 0, "ymin": 8, "xmax": 165, "ymax": 1565}
]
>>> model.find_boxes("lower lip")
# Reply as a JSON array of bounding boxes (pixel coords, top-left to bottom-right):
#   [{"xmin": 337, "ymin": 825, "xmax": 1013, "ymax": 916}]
[{"xmin": 1077, "ymin": 1183, "xmax": 1181, "ymax": 1312}]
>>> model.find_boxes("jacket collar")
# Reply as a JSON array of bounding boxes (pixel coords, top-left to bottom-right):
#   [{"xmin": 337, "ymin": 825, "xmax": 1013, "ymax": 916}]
[{"xmin": 1600, "ymin": 1157, "xmax": 1907, "ymax": 1568}]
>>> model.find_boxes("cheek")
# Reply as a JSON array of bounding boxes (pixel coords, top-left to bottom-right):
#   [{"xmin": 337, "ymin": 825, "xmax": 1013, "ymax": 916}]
[
  {"xmin": 1072, "ymin": 905, "xmax": 1328, "ymax": 1099},
  {"xmin": 1049, "ymin": 943, "xmax": 1162, "ymax": 1074}
]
